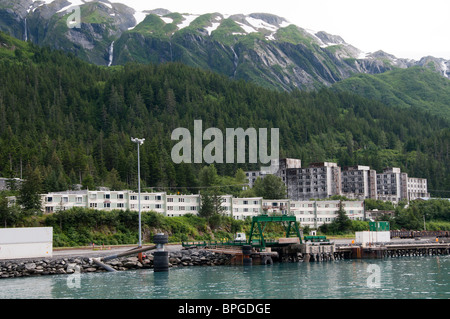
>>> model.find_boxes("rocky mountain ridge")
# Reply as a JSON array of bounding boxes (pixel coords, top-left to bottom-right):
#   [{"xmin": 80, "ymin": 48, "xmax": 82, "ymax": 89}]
[{"xmin": 0, "ymin": 0, "xmax": 449, "ymax": 90}]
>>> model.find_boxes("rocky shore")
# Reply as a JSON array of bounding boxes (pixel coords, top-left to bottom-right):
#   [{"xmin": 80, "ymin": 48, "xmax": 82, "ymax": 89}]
[{"xmin": 0, "ymin": 248, "xmax": 233, "ymax": 279}]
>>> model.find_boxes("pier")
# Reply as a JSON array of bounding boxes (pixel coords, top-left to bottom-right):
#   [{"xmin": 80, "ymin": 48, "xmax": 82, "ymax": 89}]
[
  {"xmin": 334, "ymin": 242, "xmax": 450, "ymax": 260},
  {"xmin": 182, "ymin": 217, "xmax": 450, "ymax": 264},
  {"xmin": 182, "ymin": 238, "xmax": 450, "ymax": 264}
]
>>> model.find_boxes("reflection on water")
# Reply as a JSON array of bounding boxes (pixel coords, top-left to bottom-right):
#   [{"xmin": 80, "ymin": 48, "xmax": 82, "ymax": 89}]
[{"xmin": 0, "ymin": 256, "xmax": 448, "ymax": 299}]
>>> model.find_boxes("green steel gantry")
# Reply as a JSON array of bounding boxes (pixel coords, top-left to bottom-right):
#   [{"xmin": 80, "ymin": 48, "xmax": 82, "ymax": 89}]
[{"xmin": 248, "ymin": 214, "xmax": 302, "ymax": 249}]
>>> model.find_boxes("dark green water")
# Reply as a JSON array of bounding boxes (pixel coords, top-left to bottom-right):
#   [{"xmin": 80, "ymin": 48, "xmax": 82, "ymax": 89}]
[{"xmin": 0, "ymin": 256, "xmax": 449, "ymax": 299}]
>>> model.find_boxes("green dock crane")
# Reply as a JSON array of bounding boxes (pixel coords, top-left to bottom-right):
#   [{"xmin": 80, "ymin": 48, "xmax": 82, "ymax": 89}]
[{"xmin": 248, "ymin": 214, "xmax": 302, "ymax": 249}]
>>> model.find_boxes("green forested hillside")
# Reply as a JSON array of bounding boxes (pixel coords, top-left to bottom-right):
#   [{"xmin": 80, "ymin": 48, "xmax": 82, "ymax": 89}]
[
  {"xmin": 0, "ymin": 32, "xmax": 449, "ymax": 197},
  {"xmin": 332, "ymin": 66, "xmax": 450, "ymax": 120}
]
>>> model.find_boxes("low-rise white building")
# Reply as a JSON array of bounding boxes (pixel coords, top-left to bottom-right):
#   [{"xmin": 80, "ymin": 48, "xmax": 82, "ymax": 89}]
[
  {"xmin": 18, "ymin": 190, "xmax": 366, "ymax": 229},
  {"xmin": 166, "ymin": 194, "xmax": 200, "ymax": 217},
  {"xmin": 232, "ymin": 197, "xmax": 263, "ymax": 220},
  {"xmin": 290, "ymin": 200, "xmax": 365, "ymax": 228}
]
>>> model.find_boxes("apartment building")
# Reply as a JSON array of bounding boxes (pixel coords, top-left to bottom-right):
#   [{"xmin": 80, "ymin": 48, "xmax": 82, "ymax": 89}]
[
  {"xmin": 376, "ymin": 168, "xmax": 403, "ymax": 202},
  {"xmin": 0, "ymin": 177, "xmax": 23, "ymax": 191},
  {"xmin": 245, "ymin": 158, "xmax": 301, "ymax": 188},
  {"xmin": 245, "ymin": 158, "xmax": 429, "ymax": 203},
  {"xmin": 232, "ymin": 197, "xmax": 263, "ymax": 220},
  {"xmin": 407, "ymin": 177, "xmax": 430, "ymax": 201},
  {"xmin": 245, "ymin": 170, "xmax": 268, "ymax": 189},
  {"xmin": 262, "ymin": 199, "xmax": 290, "ymax": 214},
  {"xmin": 165, "ymin": 194, "xmax": 199, "ymax": 217},
  {"xmin": 44, "ymin": 190, "xmax": 92, "ymax": 213},
  {"xmin": 286, "ymin": 162, "xmax": 342, "ymax": 201},
  {"xmin": 165, "ymin": 194, "xmax": 234, "ymax": 218},
  {"xmin": 341, "ymin": 165, "xmax": 377, "ymax": 200},
  {"xmin": 10, "ymin": 189, "xmax": 363, "ymax": 229},
  {"xmin": 289, "ymin": 200, "xmax": 365, "ymax": 228}
]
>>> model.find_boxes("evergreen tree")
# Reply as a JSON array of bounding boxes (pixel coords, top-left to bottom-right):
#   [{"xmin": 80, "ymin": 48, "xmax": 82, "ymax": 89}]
[
  {"xmin": 17, "ymin": 165, "xmax": 43, "ymax": 212},
  {"xmin": 334, "ymin": 201, "xmax": 352, "ymax": 233},
  {"xmin": 199, "ymin": 189, "xmax": 226, "ymax": 220},
  {"xmin": 253, "ymin": 175, "xmax": 287, "ymax": 199}
]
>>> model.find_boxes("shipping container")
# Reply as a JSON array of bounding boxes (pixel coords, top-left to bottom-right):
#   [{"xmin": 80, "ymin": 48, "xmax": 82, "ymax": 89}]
[{"xmin": 369, "ymin": 221, "xmax": 390, "ymax": 232}]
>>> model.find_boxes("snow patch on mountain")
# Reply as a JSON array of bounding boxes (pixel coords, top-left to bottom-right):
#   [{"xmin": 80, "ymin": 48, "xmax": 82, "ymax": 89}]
[
  {"xmin": 246, "ymin": 16, "xmax": 278, "ymax": 32},
  {"xmin": 161, "ymin": 17, "xmax": 173, "ymax": 24},
  {"xmin": 57, "ymin": 0, "xmax": 89, "ymax": 14},
  {"xmin": 177, "ymin": 14, "xmax": 200, "ymax": 30},
  {"xmin": 266, "ymin": 33, "xmax": 276, "ymax": 41},
  {"xmin": 235, "ymin": 21, "xmax": 257, "ymax": 34},
  {"xmin": 127, "ymin": 11, "xmax": 147, "ymax": 30},
  {"xmin": 205, "ymin": 22, "xmax": 220, "ymax": 35}
]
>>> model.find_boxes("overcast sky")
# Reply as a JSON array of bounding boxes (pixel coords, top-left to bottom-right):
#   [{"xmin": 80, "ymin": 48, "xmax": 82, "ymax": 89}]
[{"xmin": 115, "ymin": 0, "xmax": 450, "ymax": 60}]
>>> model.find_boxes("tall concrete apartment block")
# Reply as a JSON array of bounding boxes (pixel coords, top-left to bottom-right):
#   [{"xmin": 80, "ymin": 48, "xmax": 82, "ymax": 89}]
[
  {"xmin": 376, "ymin": 167, "xmax": 403, "ymax": 202},
  {"xmin": 341, "ymin": 166, "xmax": 377, "ymax": 200},
  {"xmin": 246, "ymin": 158, "xmax": 429, "ymax": 203},
  {"xmin": 286, "ymin": 162, "xmax": 342, "ymax": 201},
  {"xmin": 406, "ymin": 177, "xmax": 430, "ymax": 201},
  {"xmin": 245, "ymin": 158, "xmax": 301, "ymax": 188},
  {"xmin": 375, "ymin": 168, "xmax": 430, "ymax": 202}
]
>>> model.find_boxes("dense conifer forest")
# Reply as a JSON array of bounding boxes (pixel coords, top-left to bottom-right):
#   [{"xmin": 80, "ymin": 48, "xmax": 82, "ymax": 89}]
[{"xmin": 0, "ymin": 31, "xmax": 449, "ymax": 197}]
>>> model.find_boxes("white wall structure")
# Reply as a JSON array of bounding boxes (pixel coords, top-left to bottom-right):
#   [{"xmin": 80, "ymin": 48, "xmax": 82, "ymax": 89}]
[
  {"xmin": 0, "ymin": 227, "xmax": 53, "ymax": 260},
  {"xmin": 355, "ymin": 231, "xmax": 391, "ymax": 245}
]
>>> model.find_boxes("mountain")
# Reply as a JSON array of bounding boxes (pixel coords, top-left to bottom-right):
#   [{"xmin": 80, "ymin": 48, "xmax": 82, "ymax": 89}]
[
  {"xmin": 332, "ymin": 66, "xmax": 450, "ymax": 120},
  {"xmin": 1, "ymin": 0, "xmax": 449, "ymax": 91},
  {"xmin": 0, "ymin": 31, "xmax": 448, "ymax": 197}
]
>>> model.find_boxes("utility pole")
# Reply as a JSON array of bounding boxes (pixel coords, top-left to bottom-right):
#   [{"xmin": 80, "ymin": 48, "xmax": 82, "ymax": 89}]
[{"xmin": 131, "ymin": 137, "xmax": 145, "ymax": 248}]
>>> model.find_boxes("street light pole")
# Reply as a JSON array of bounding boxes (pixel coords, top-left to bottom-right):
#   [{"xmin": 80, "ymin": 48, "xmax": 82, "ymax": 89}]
[{"xmin": 131, "ymin": 137, "xmax": 145, "ymax": 248}]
